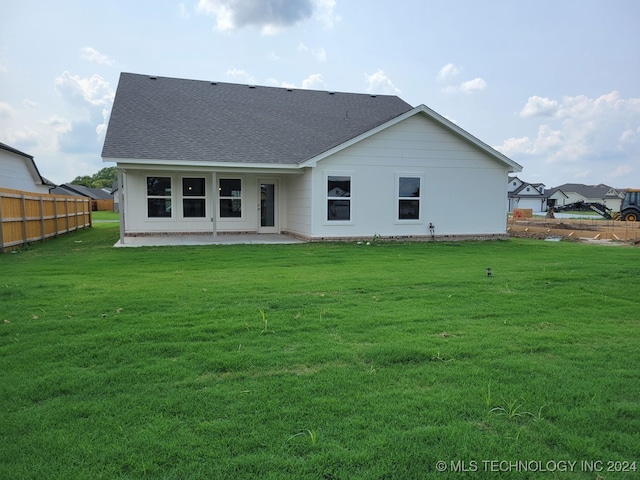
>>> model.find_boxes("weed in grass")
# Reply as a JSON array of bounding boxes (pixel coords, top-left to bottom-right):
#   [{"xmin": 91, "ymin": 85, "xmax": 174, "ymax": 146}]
[
  {"xmin": 286, "ymin": 429, "xmax": 318, "ymax": 446},
  {"xmin": 483, "ymin": 380, "xmax": 493, "ymax": 408},
  {"xmin": 430, "ymin": 350, "xmax": 454, "ymax": 362},
  {"xmin": 490, "ymin": 397, "xmax": 532, "ymax": 419},
  {"xmin": 259, "ymin": 308, "xmax": 269, "ymax": 334}
]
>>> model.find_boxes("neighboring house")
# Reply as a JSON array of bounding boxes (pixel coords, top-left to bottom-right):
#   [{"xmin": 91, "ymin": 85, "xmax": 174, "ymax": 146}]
[
  {"xmin": 109, "ymin": 181, "xmax": 119, "ymax": 212},
  {"xmin": 101, "ymin": 73, "xmax": 522, "ymax": 242},
  {"xmin": 0, "ymin": 142, "xmax": 55, "ymax": 194},
  {"xmin": 546, "ymin": 183, "xmax": 624, "ymax": 211},
  {"xmin": 51, "ymin": 184, "xmax": 114, "ymax": 211},
  {"xmin": 507, "ymin": 176, "xmax": 547, "ymax": 212}
]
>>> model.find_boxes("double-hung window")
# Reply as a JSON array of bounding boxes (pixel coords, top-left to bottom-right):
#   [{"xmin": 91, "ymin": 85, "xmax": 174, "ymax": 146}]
[
  {"xmin": 147, "ymin": 176, "xmax": 172, "ymax": 218},
  {"xmin": 219, "ymin": 178, "xmax": 242, "ymax": 218},
  {"xmin": 398, "ymin": 176, "xmax": 421, "ymax": 220},
  {"xmin": 327, "ymin": 175, "xmax": 351, "ymax": 221},
  {"xmin": 182, "ymin": 177, "xmax": 206, "ymax": 218}
]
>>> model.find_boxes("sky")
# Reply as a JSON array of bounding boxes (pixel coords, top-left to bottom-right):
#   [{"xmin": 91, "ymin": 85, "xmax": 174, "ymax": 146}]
[{"xmin": 1, "ymin": 0, "xmax": 639, "ymax": 188}]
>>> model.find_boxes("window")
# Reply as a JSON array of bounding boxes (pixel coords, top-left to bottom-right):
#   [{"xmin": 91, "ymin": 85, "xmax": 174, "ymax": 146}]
[
  {"xmin": 182, "ymin": 177, "xmax": 206, "ymax": 218},
  {"xmin": 219, "ymin": 178, "xmax": 242, "ymax": 218},
  {"xmin": 398, "ymin": 176, "xmax": 420, "ymax": 220},
  {"xmin": 147, "ymin": 176, "xmax": 172, "ymax": 217},
  {"xmin": 327, "ymin": 175, "xmax": 351, "ymax": 221}
]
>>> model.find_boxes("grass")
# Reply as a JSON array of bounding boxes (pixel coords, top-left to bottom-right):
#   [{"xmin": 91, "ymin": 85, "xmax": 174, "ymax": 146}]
[{"xmin": 1, "ymin": 223, "xmax": 639, "ymax": 479}]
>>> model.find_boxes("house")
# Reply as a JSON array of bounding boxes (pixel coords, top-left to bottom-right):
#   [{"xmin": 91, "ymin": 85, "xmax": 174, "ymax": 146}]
[
  {"xmin": 50, "ymin": 184, "xmax": 114, "ymax": 211},
  {"xmin": 0, "ymin": 142, "xmax": 55, "ymax": 194},
  {"xmin": 101, "ymin": 73, "xmax": 522, "ymax": 243},
  {"xmin": 546, "ymin": 183, "xmax": 624, "ymax": 211},
  {"xmin": 109, "ymin": 181, "xmax": 119, "ymax": 212},
  {"xmin": 507, "ymin": 176, "xmax": 547, "ymax": 212}
]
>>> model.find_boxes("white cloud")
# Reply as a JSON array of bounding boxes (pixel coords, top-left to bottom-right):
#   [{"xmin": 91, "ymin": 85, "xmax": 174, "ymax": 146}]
[
  {"xmin": 298, "ymin": 43, "xmax": 327, "ymax": 62},
  {"xmin": 80, "ymin": 47, "xmax": 114, "ymax": 67},
  {"xmin": 0, "ymin": 60, "xmax": 7, "ymax": 74},
  {"xmin": 23, "ymin": 99, "xmax": 38, "ymax": 108},
  {"xmin": 226, "ymin": 68, "xmax": 256, "ymax": 84},
  {"xmin": 437, "ymin": 63, "xmax": 461, "ymax": 81},
  {"xmin": 52, "ymin": 72, "xmax": 115, "ymax": 153},
  {"xmin": 497, "ymin": 91, "xmax": 640, "ymax": 184},
  {"xmin": 364, "ymin": 69, "xmax": 401, "ymax": 95},
  {"xmin": 54, "ymin": 71, "xmax": 115, "ymax": 107},
  {"xmin": 266, "ymin": 74, "xmax": 326, "ymax": 90},
  {"xmin": 439, "ymin": 67, "xmax": 486, "ymax": 94},
  {"xmin": 520, "ymin": 95, "xmax": 559, "ymax": 118},
  {"xmin": 611, "ymin": 164, "xmax": 632, "ymax": 178},
  {"xmin": 312, "ymin": 0, "xmax": 339, "ymax": 28},
  {"xmin": 0, "ymin": 101, "xmax": 16, "ymax": 118},
  {"xmin": 460, "ymin": 77, "xmax": 487, "ymax": 93},
  {"xmin": 196, "ymin": 0, "xmax": 323, "ymax": 34},
  {"xmin": 301, "ymin": 73, "xmax": 326, "ymax": 89},
  {"xmin": 179, "ymin": 3, "xmax": 190, "ymax": 18}
]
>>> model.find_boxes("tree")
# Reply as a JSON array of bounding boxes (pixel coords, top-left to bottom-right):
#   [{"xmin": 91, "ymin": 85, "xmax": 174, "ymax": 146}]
[{"xmin": 72, "ymin": 167, "xmax": 117, "ymax": 189}]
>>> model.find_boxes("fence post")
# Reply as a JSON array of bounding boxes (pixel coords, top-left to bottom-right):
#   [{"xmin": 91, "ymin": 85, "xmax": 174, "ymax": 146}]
[
  {"xmin": 39, "ymin": 196, "xmax": 45, "ymax": 243},
  {"xmin": 0, "ymin": 193, "xmax": 4, "ymax": 251},
  {"xmin": 65, "ymin": 198, "xmax": 69, "ymax": 233},
  {"xmin": 54, "ymin": 197, "xmax": 59, "ymax": 237},
  {"xmin": 21, "ymin": 194, "xmax": 28, "ymax": 248}
]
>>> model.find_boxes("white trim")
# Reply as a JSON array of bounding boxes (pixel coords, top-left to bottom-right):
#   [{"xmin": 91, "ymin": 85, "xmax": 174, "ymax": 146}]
[
  {"xmin": 394, "ymin": 173, "xmax": 423, "ymax": 225},
  {"xmin": 145, "ymin": 174, "xmax": 174, "ymax": 220},
  {"xmin": 217, "ymin": 175, "xmax": 245, "ymax": 221},
  {"xmin": 323, "ymin": 172, "xmax": 354, "ymax": 225},
  {"xmin": 107, "ymin": 157, "xmax": 302, "ymax": 172},
  {"xmin": 180, "ymin": 175, "xmax": 208, "ymax": 220},
  {"xmin": 257, "ymin": 178, "xmax": 279, "ymax": 234},
  {"xmin": 299, "ymin": 105, "xmax": 523, "ymax": 172}
]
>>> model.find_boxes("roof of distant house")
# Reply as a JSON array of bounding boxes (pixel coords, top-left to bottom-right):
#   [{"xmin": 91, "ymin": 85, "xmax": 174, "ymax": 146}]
[
  {"xmin": 51, "ymin": 184, "xmax": 113, "ymax": 200},
  {"xmin": 549, "ymin": 183, "xmax": 623, "ymax": 199}
]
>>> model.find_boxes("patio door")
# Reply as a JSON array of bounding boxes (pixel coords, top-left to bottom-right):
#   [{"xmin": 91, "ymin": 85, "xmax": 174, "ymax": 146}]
[{"xmin": 258, "ymin": 180, "xmax": 278, "ymax": 233}]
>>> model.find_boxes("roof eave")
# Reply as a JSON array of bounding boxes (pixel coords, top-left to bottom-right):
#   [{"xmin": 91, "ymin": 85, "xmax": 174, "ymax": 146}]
[{"xmin": 104, "ymin": 157, "xmax": 303, "ymax": 172}]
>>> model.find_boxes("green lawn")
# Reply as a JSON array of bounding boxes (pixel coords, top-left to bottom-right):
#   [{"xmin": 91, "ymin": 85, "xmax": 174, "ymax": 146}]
[{"xmin": 1, "ymin": 224, "xmax": 639, "ymax": 479}]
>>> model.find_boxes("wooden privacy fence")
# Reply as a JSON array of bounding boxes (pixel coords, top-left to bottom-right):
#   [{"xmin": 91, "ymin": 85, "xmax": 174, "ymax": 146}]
[{"xmin": 0, "ymin": 188, "xmax": 92, "ymax": 252}]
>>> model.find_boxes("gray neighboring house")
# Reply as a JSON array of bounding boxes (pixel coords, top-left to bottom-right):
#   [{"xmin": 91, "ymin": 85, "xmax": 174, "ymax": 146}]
[
  {"xmin": 51, "ymin": 184, "xmax": 114, "ymax": 210},
  {"xmin": 546, "ymin": 183, "xmax": 624, "ymax": 211}
]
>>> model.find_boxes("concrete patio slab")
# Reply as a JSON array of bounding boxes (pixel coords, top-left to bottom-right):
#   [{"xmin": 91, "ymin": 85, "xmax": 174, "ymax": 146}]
[{"xmin": 114, "ymin": 233, "xmax": 305, "ymax": 247}]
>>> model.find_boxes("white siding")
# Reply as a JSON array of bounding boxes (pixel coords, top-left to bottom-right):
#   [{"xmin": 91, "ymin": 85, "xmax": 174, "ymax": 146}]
[
  {"xmin": 282, "ymin": 168, "xmax": 312, "ymax": 237},
  {"xmin": 0, "ymin": 150, "xmax": 49, "ymax": 194},
  {"xmin": 310, "ymin": 114, "xmax": 511, "ymax": 238},
  {"xmin": 511, "ymin": 198, "xmax": 545, "ymax": 212}
]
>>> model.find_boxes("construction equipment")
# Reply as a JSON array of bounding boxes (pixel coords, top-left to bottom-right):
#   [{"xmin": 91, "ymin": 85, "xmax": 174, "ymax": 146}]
[
  {"xmin": 620, "ymin": 189, "xmax": 640, "ymax": 221},
  {"xmin": 547, "ymin": 189, "xmax": 640, "ymax": 221}
]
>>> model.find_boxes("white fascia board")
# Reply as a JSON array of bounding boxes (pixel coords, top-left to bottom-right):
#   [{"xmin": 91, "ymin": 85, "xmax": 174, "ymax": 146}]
[
  {"xmin": 25, "ymin": 158, "xmax": 44, "ymax": 184},
  {"xmin": 299, "ymin": 105, "xmax": 523, "ymax": 173},
  {"xmin": 105, "ymin": 157, "xmax": 303, "ymax": 174}
]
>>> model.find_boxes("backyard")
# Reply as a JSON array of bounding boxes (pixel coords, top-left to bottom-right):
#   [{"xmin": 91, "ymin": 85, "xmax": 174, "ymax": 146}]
[{"xmin": 1, "ymin": 222, "xmax": 638, "ymax": 479}]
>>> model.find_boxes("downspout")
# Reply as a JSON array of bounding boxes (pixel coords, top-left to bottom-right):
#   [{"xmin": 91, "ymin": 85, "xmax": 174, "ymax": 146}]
[
  {"xmin": 118, "ymin": 168, "xmax": 125, "ymax": 245},
  {"xmin": 212, "ymin": 172, "xmax": 217, "ymax": 238}
]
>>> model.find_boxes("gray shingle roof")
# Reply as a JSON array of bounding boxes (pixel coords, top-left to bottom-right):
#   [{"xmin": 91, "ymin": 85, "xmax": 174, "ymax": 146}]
[
  {"xmin": 551, "ymin": 183, "xmax": 622, "ymax": 199},
  {"xmin": 102, "ymin": 73, "xmax": 413, "ymax": 165},
  {"xmin": 51, "ymin": 184, "xmax": 113, "ymax": 200}
]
